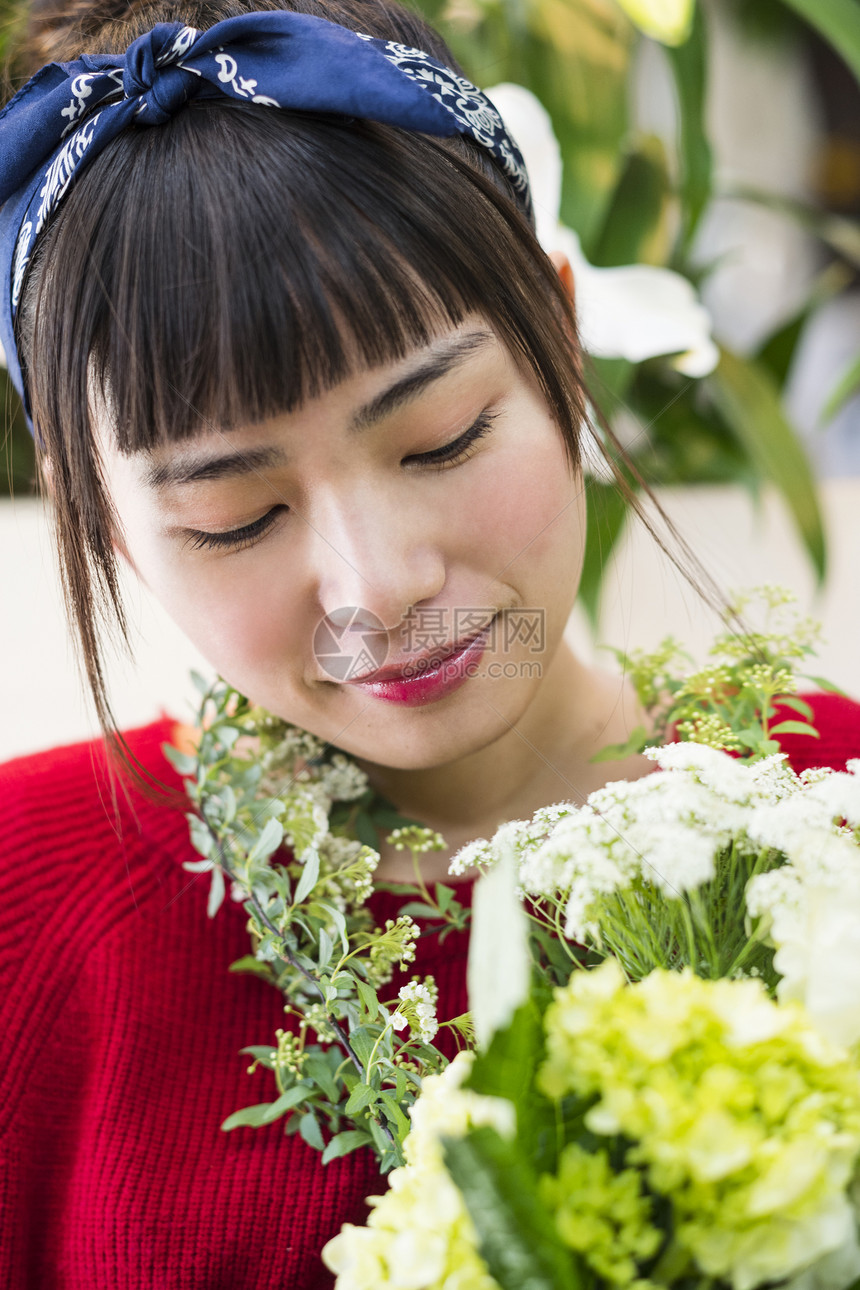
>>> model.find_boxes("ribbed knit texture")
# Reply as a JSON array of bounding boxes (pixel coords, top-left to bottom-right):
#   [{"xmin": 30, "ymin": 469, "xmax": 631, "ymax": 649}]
[{"xmin": 0, "ymin": 691, "xmax": 857, "ymax": 1287}]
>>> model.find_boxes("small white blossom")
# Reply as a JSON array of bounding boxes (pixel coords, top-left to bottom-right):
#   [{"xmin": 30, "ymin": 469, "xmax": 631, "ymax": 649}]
[
  {"xmin": 448, "ymin": 837, "xmax": 494, "ymax": 877},
  {"xmin": 803, "ymin": 771, "xmax": 860, "ymax": 830},
  {"xmin": 398, "ymin": 979, "xmax": 440, "ymax": 1045},
  {"xmin": 318, "ymin": 753, "xmax": 369, "ymax": 802}
]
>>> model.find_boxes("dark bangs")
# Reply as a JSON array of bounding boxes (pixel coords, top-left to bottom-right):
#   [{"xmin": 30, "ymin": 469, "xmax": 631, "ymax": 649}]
[{"xmin": 19, "ymin": 101, "xmax": 584, "ymax": 460}]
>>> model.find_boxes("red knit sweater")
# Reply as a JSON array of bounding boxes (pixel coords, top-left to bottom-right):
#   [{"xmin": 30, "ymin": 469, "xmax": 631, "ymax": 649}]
[{"xmin": 1, "ymin": 692, "xmax": 858, "ymax": 1288}]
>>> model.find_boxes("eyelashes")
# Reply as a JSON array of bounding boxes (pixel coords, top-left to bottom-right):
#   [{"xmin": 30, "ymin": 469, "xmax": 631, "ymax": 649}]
[
  {"xmin": 402, "ymin": 408, "xmax": 498, "ymax": 469},
  {"xmin": 184, "ymin": 505, "xmax": 286, "ymax": 553},
  {"xmin": 184, "ymin": 407, "xmax": 499, "ymax": 554}
]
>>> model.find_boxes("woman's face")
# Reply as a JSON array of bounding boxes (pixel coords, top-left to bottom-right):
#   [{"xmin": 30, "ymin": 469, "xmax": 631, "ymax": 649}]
[{"xmin": 98, "ymin": 317, "xmax": 587, "ymax": 770}]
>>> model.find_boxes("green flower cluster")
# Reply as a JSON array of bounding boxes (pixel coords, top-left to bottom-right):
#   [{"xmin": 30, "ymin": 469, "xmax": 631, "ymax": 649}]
[
  {"xmin": 599, "ymin": 587, "xmax": 826, "ymax": 763},
  {"xmin": 541, "ymin": 960, "xmax": 860, "ymax": 1289},
  {"xmin": 539, "ymin": 1144, "xmax": 661, "ymax": 1287}
]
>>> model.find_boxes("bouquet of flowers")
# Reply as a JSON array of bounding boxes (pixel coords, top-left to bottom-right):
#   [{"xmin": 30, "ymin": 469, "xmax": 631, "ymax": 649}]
[
  {"xmin": 323, "ymin": 739, "xmax": 860, "ymax": 1289},
  {"xmin": 167, "ymin": 588, "xmax": 860, "ymax": 1287}
]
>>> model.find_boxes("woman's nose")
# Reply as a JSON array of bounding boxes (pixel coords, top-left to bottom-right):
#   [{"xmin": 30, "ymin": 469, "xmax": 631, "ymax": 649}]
[{"xmin": 307, "ymin": 492, "xmax": 446, "ymax": 632}]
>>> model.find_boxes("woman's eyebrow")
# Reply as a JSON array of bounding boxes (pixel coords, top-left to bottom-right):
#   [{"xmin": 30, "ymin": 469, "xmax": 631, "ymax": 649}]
[
  {"xmin": 142, "ymin": 329, "xmax": 495, "ymax": 491},
  {"xmin": 350, "ymin": 329, "xmax": 494, "ymax": 430}
]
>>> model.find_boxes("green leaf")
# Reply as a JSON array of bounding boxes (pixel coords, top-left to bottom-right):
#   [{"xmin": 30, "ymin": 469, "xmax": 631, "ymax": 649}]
[
  {"xmin": 355, "ymin": 979, "xmax": 380, "ymax": 1020},
  {"xmin": 161, "ymin": 743, "xmax": 197, "ymax": 776},
  {"xmin": 467, "ymin": 1000, "xmax": 545, "ymax": 1121},
  {"xmin": 755, "ymin": 309, "xmax": 810, "ymax": 389},
  {"xmin": 314, "ymin": 900, "xmax": 349, "ymax": 953},
  {"xmin": 294, "ymin": 847, "xmax": 320, "ymax": 904},
  {"xmin": 708, "ymin": 348, "xmax": 826, "ymax": 582},
  {"xmin": 260, "ymin": 1083, "xmax": 314, "ymax": 1125},
  {"xmin": 207, "ymin": 865, "xmax": 226, "ymax": 920},
  {"xmin": 666, "ymin": 3, "xmax": 712, "ymax": 247},
  {"xmin": 775, "ymin": 695, "xmax": 815, "ymax": 721},
  {"xmin": 397, "ymin": 901, "xmax": 441, "ymax": 921},
  {"xmin": 822, "ymin": 353, "xmax": 860, "ymax": 424},
  {"xmin": 590, "ymin": 138, "xmax": 670, "ymax": 267},
  {"xmin": 590, "ymin": 724, "xmax": 648, "ymax": 764},
  {"xmin": 321, "ymin": 1129, "xmax": 373, "ymax": 1165},
  {"xmin": 379, "ymin": 1091, "xmax": 411, "ymax": 1139},
  {"xmin": 346, "ymin": 1028, "xmax": 377, "ymax": 1067},
  {"xmin": 228, "ymin": 955, "xmax": 273, "ymax": 980},
  {"xmin": 247, "ymin": 816, "xmax": 284, "ymax": 865},
  {"xmin": 239, "ymin": 1045, "xmax": 276, "ymax": 1068},
  {"xmin": 190, "ymin": 669, "xmax": 212, "ymax": 696},
  {"xmin": 804, "ymin": 674, "xmax": 848, "ymax": 696},
  {"xmin": 769, "ymin": 720, "xmax": 820, "ymax": 739},
  {"xmin": 298, "ymin": 1110, "xmax": 325, "ymax": 1152},
  {"xmin": 221, "ymin": 1099, "xmax": 288, "ymax": 1132},
  {"xmin": 442, "ymin": 1128, "xmax": 582, "ymax": 1290},
  {"xmin": 317, "ymin": 927, "xmax": 333, "ymax": 971},
  {"xmin": 188, "ymin": 814, "xmax": 214, "ymax": 858},
  {"xmin": 435, "ymin": 883, "xmax": 455, "ymax": 914},
  {"xmin": 345, "ymin": 1082, "xmax": 378, "ymax": 1115},
  {"xmin": 220, "ymin": 1104, "xmax": 269, "ymax": 1131},
  {"xmin": 578, "ymin": 479, "xmax": 629, "ymax": 627},
  {"xmin": 304, "ymin": 1053, "xmax": 340, "ymax": 1103},
  {"xmin": 779, "ymin": 0, "xmax": 860, "ymax": 82}
]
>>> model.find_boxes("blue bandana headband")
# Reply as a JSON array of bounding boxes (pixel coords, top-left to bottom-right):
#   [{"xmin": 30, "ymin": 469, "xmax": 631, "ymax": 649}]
[{"xmin": 0, "ymin": 10, "xmax": 532, "ymax": 426}]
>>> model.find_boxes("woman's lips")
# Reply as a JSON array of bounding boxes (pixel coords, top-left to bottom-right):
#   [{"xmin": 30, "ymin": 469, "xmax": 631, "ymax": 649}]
[{"xmin": 345, "ymin": 618, "xmax": 495, "ymax": 707}]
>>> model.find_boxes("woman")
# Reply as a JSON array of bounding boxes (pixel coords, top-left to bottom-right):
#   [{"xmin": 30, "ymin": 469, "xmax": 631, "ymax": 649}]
[{"xmin": 0, "ymin": 0, "xmax": 857, "ymax": 1286}]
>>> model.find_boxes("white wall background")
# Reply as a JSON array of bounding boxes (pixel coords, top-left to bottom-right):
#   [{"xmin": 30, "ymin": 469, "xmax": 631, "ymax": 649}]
[{"xmin": 2, "ymin": 484, "xmax": 857, "ymax": 764}]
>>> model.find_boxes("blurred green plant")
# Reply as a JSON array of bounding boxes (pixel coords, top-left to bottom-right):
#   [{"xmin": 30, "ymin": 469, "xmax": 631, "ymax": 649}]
[{"xmin": 411, "ymin": 0, "xmax": 860, "ymax": 621}]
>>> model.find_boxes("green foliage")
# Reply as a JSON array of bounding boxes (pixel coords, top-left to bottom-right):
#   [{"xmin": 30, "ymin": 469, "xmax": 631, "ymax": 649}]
[
  {"xmin": 594, "ymin": 584, "xmax": 825, "ymax": 760},
  {"xmin": 665, "ymin": 3, "xmax": 712, "ymax": 249},
  {"xmin": 164, "ymin": 678, "xmax": 472, "ymax": 1171},
  {"xmin": 442, "ymin": 1128, "xmax": 585, "ymax": 1290},
  {"xmin": 706, "ymin": 348, "xmax": 826, "ymax": 581},
  {"xmin": 779, "ymin": 0, "xmax": 860, "ymax": 81},
  {"xmin": 822, "ymin": 353, "xmax": 860, "ymax": 424}
]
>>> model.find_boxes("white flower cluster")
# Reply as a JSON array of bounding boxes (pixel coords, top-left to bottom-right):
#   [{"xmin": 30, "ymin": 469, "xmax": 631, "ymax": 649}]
[
  {"xmin": 745, "ymin": 759, "xmax": 860, "ymax": 1050},
  {"xmin": 317, "ymin": 753, "xmax": 370, "ymax": 804},
  {"xmin": 448, "ymin": 806, "xmax": 576, "ymax": 878},
  {"xmin": 473, "ymin": 744, "xmax": 860, "ymax": 967},
  {"xmin": 392, "ymin": 978, "xmax": 440, "ymax": 1045},
  {"xmin": 322, "ymin": 1052, "xmax": 511, "ymax": 1290}
]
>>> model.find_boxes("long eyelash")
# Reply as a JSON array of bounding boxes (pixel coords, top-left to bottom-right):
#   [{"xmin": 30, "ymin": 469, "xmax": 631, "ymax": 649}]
[
  {"xmin": 410, "ymin": 409, "xmax": 499, "ymax": 470},
  {"xmin": 185, "ymin": 410, "xmax": 498, "ymax": 553},
  {"xmin": 185, "ymin": 505, "xmax": 286, "ymax": 552}
]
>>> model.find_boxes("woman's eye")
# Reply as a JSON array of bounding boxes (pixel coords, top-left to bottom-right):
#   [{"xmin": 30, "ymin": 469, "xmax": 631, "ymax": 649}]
[
  {"xmin": 184, "ymin": 504, "xmax": 287, "ymax": 553},
  {"xmin": 182, "ymin": 410, "xmax": 497, "ymax": 553},
  {"xmin": 405, "ymin": 408, "xmax": 498, "ymax": 469}
]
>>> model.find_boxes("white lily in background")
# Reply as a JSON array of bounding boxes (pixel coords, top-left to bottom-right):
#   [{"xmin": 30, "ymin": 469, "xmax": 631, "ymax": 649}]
[
  {"xmin": 614, "ymin": 0, "xmax": 695, "ymax": 46},
  {"xmin": 486, "ymin": 82, "xmax": 718, "ymax": 378}
]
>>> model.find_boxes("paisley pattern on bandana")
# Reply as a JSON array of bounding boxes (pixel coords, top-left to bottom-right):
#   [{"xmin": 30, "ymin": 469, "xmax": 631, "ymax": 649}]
[
  {"xmin": 355, "ymin": 34, "xmax": 531, "ymax": 212},
  {"xmin": 0, "ymin": 10, "xmax": 533, "ymax": 427}
]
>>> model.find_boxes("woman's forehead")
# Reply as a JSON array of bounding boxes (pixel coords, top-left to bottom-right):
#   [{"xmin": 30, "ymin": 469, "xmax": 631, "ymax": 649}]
[{"xmin": 119, "ymin": 319, "xmax": 503, "ymax": 481}]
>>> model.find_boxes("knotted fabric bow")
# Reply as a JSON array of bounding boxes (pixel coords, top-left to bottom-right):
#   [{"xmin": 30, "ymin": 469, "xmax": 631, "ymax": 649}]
[{"xmin": 0, "ymin": 10, "xmax": 531, "ymax": 423}]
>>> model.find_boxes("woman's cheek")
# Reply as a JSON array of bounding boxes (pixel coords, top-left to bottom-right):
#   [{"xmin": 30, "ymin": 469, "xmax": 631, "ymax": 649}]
[
  {"xmin": 462, "ymin": 432, "xmax": 579, "ymax": 573},
  {"xmin": 142, "ymin": 540, "xmax": 305, "ymax": 676}
]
